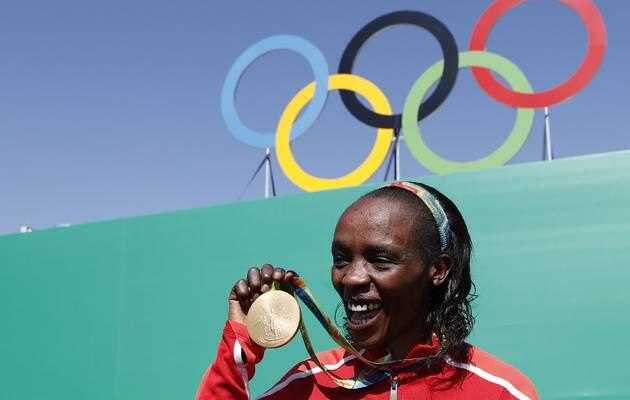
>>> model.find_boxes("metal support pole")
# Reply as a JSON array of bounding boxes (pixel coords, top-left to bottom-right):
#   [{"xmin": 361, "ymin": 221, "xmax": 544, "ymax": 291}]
[
  {"xmin": 383, "ymin": 127, "xmax": 403, "ymax": 182},
  {"xmin": 264, "ymin": 147, "xmax": 271, "ymax": 198},
  {"xmin": 394, "ymin": 128, "xmax": 401, "ymax": 180},
  {"xmin": 543, "ymin": 107, "xmax": 554, "ymax": 161},
  {"xmin": 238, "ymin": 149, "xmax": 277, "ymax": 200}
]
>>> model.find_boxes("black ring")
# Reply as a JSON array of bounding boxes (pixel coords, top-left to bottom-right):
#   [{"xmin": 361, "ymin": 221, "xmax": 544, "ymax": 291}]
[{"xmin": 338, "ymin": 11, "xmax": 459, "ymax": 130}]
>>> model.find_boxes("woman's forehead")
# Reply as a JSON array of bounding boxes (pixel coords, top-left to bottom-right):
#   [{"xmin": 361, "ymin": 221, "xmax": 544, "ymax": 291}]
[
  {"xmin": 334, "ymin": 197, "xmax": 418, "ymax": 242},
  {"xmin": 341, "ymin": 195, "xmax": 417, "ymax": 222}
]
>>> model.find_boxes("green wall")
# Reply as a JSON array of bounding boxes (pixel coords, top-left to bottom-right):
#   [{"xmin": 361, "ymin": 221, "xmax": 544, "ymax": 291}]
[{"xmin": 1, "ymin": 151, "xmax": 629, "ymax": 399}]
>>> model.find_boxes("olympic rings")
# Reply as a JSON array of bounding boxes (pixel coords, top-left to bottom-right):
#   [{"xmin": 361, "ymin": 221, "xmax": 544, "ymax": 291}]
[
  {"xmin": 223, "ymin": 3, "xmax": 607, "ymax": 191},
  {"xmin": 338, "ymin": 11, "xmax": 459, "ymax": 129},
  {"xmin": 275, "ymin": 74, "xmax": 393, "ymax": 192},
  {"xmin": 469, "ymin": 0, "xmax": 607, "ymax": 108},
  {"xmin": 221, "ymin": 35, "xmax": 329, "ymax": 148},
  {"xmin": 403, "ymin": 51, "xmax": 535, "ymax": 174}
]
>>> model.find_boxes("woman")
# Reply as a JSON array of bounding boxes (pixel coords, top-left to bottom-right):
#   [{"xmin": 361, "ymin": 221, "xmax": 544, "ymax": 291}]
[{"xmin": 196, "ymin": 181, "xmax": 538, "ymax": 399}]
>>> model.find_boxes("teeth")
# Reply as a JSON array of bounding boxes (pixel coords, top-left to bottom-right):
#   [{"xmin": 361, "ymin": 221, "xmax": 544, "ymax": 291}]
[{"xmin": 347, "ymin": 302, "xmax": 381, "ymax": 312}]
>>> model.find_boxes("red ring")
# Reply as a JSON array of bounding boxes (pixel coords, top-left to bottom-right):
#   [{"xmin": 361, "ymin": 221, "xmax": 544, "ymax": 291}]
[{"xmin": 469, "ymin": 0, "xmax": 606, "ymax": 108}]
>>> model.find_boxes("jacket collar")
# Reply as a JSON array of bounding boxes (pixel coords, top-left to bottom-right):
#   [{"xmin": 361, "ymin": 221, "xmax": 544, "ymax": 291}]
[{"xmin": 357, "ymin": 333, "xmax": 442, "ymax": 373}]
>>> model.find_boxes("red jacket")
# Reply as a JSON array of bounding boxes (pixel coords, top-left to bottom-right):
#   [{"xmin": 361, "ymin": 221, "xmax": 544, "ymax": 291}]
[{"xmin": 196, "ymin": 321, "xmax": 538, "ymax": 400}]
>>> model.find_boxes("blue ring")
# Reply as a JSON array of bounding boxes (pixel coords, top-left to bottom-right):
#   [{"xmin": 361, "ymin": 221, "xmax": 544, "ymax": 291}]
[{"xmin": 221, "ymin": 35, "xmax": 329, "ymax": 149}]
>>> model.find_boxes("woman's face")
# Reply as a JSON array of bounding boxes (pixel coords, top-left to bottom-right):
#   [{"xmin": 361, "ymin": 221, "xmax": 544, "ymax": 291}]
[{"xmin": 331, "ymin": 196, "xmax": 436, "ymax": 354}]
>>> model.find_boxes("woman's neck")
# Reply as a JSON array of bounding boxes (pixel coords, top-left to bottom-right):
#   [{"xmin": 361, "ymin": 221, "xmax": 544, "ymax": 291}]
[{"xmin": 386, "ymin": 325, "xmax": 432, "ymax": 360}]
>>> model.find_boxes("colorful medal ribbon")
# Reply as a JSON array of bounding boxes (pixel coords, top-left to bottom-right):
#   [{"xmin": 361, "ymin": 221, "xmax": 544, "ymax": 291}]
[{"xmin": 286, "ymin": 275, "xmax": 434, "ymax": 389}]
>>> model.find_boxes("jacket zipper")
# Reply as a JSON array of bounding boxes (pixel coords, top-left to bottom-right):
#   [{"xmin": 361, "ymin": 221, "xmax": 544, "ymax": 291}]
[{"xmin": 389, "ymin": 376, "xmax": 399, "ymax": 400}]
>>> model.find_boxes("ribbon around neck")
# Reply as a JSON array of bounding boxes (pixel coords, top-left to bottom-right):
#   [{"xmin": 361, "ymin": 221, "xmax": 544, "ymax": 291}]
[{"xmin": 277, "ymin": 275, "xmax": 438, "ymax": 389}]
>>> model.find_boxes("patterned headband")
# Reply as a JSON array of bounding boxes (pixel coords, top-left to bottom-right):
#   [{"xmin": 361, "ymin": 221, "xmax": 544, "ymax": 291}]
[{"xmin": 385, "ymin": 181, "xmax": 451, "ymax": 252}]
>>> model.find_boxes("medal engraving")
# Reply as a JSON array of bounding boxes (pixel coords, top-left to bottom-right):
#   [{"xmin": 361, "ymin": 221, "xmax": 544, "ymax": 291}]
[{"xmin": 246, "ymin": 290, "xmax": 301, "ymax": 348}]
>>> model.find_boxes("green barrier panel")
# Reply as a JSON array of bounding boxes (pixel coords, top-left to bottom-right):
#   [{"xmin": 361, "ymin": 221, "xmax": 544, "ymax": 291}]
[{"xmin": 1, "ymin": 150, "xmax": 629, "ymax": 399}]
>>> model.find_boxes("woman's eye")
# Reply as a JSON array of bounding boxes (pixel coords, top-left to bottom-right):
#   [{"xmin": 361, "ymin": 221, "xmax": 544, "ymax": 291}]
[
  {"xmin": 332, "ymin": 255, "xmax": 349, "ymax": 266},
  {"xmin": 371, "ymin": 257, "xmax": 396, "ymax": 270}
]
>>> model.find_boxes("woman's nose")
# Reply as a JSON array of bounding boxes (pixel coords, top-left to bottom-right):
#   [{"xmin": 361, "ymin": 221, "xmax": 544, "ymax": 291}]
[{"xmin": 342, "ymin": 261, "xmax": 370, "ymax": 287}]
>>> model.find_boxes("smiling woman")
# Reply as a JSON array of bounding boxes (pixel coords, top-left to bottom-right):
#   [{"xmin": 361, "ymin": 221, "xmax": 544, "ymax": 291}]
[
  {"xmin": 330, "ymin": 182, "xmax": 470, "ymax": 363},
  {"xmin": 195, "ymin": 182, "xmax": 539, "ymax": 400}
]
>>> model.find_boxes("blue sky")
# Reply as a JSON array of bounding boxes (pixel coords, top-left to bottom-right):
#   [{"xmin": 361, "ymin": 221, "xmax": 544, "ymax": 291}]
[{"xmin": 0, "ymin": 0, "xmax": 627, "ymax": 234}]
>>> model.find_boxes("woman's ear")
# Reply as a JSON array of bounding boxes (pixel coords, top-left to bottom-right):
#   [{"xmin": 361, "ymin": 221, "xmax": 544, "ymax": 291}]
[{"xmin": 430, "ymin": 254, "xmax": 452, "ymax": 287}]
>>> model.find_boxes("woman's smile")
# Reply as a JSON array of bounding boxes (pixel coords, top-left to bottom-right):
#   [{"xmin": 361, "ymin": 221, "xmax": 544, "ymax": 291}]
[{"xmin": 345, "ymin": 299, "xmax": 383, "ymax": 326}]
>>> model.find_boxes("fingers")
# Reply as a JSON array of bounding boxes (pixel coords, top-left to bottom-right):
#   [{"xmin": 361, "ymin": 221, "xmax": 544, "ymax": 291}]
[
  {"xmin": 260, "ymin": 264, "xmax": 273, "ymax": 293},
  {"xmin": 247, "ymin": 267, "xmax": 262, "ymax": 301},
  {"xmin": 233, "ymin": 279, "xmax": 251, "ymax": 313},
  {"xmin": 230, "ymin": 265, "xmax": 295, "ymax": 316},
  {"xmin": 228, "ymin": 264, "xmax": 297, "ymax": 324},
  {"xmin": 284, "ymin": 270, "xmax": 296, "ymax": 283},
  {"xmin": 272, "ymin": 267, "xmax": 285, "ymax": 281}
]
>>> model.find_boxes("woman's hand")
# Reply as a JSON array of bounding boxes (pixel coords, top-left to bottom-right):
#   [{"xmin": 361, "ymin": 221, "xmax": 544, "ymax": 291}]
[{"xmin": 228, "ymin": 264, "xmax": 295, "ymax": 325}]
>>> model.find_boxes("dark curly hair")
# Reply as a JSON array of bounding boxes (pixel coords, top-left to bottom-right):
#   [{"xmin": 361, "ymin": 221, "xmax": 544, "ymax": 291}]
[{"xmin": 357, "ymin": 181, "xmax": 476, "ymax": 362}]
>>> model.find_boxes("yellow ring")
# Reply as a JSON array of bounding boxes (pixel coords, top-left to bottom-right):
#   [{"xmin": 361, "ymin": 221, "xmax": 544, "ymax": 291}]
[{"xmin": 275, "ymin": 74, "xmax": 393, "ymax": 192}]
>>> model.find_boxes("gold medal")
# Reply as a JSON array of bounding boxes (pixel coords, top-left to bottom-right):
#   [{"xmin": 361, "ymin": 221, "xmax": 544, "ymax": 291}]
[{"xmin": 246, "ymin": 290, "xmax": 301, "ymax": 348}]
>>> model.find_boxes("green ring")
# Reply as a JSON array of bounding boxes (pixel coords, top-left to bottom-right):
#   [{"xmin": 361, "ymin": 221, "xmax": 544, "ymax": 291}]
[{"xmin": 402, "ymin": 51, "xmax": 534, "ymax": 174}]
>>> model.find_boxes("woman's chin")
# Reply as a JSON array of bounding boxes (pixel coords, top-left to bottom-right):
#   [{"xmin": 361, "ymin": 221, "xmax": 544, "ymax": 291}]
[
  {"xmin": 346, "ymin": 309, "xmax": 387, "ymax": 349},
  {"xmin": 351, "ymin": 336, "xmax": 384, "ymax": 352}
]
